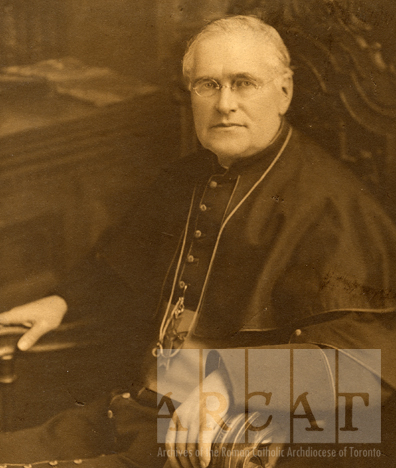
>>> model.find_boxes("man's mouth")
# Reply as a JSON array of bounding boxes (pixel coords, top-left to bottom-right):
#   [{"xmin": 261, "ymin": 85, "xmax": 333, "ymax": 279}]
[{"xmin": 212, "ymin": 123, "xmax": 244, "ymax": 128}]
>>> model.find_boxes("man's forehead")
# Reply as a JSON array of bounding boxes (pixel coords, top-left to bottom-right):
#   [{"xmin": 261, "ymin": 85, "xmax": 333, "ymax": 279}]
[{"xmin": 191, "ymin": 32, "xmax": 275, "ymax": 80}]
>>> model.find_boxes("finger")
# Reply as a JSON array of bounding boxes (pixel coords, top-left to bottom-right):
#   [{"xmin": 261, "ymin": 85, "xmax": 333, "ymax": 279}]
[
  {"xmin": 22, "ymin": 321, "xmax": 33, "ymax": 328},
  {"xmin": 176, "ymin": 429, "xmax": 194, "ymax": 468},
  {"xmin": 198, "ymin": 441, "xmax": 212, "ymax": 468},
  {"xmin": 198, "ymin": 424, "xmax": 216, "ymax": 468},
  {"xmin": 0, "ymin": 308, "xmax": 32, "ymax": 325},
  {"xmin": 185, "ymin": 418, "xmax": 205, "ymax": 468},
  {"xmin": 166, "ymin": 418, "xmax": 182, "ymax": 468},
  {"xmin": 187, "ymin": 441, "xmax": 201, "ymax": 468},
  {"xmin": 17, "ymin": 324, "xmax": 48, "ymax": 351}
]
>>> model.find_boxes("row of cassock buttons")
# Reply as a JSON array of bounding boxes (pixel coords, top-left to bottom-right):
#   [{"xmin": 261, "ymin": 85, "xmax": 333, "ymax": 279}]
[
  {"xmin": 182, "ymin": 180, "xmax": 219, "ymax": 277},
  {"xmin": 0, "ymin": 460, "xmax": 84, "ymax": 467}
]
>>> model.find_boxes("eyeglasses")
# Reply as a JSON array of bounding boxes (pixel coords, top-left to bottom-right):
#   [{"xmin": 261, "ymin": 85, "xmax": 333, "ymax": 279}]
[{"xmin": 192, "ymin": 77, "xmax": 274, "ymax": 98}]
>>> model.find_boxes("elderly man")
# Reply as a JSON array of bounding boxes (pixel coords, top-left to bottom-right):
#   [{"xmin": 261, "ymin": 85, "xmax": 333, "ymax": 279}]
[{"xmin": 0, "ymin": 15, "xmax": 395, "ymax": 468}]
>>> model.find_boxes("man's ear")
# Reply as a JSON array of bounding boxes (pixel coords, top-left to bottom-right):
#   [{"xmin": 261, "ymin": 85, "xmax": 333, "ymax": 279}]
[{"xmin": 278, "ymin": 74, "xmax": 293, "ymax": 116}]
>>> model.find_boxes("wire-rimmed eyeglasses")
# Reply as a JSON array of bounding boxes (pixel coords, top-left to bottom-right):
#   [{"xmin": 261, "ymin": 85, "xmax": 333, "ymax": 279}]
[{"xmin": 192, "ymin": 77, "xmax": 275, "ymax": 98}]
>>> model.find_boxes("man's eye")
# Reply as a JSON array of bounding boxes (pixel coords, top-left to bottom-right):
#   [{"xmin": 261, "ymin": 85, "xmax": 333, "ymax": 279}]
[
  {"xmin": 202, "ymin": 81, "xmax": 217, "ymax": 89},
  {"xmin": 235, "ymin": 80, "xmax": 255, "ymax": 88}
]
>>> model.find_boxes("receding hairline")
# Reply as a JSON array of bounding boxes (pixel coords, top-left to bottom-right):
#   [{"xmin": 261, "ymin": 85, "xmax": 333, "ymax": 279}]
[
  {"xmin": 182, "ymin": 16, "xmax": 292, "ymax": 84},
  {"xmin": 187, "ymin": 30, "xmax": 282, "ymax": 74}
]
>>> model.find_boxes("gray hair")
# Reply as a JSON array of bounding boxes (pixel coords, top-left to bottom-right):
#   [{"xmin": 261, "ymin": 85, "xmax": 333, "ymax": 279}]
[{"xmin": 182, "ymin": 15, "xmax": 292, "ymax": 85}]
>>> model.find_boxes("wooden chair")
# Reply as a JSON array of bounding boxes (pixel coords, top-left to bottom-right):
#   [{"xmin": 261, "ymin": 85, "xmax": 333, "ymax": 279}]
[
  {"xmin": 227, "ymin": 0, "xmax": 396, "ymax": 211},
  {"xmin": 0, "ymin": 321, "xmax": 100, "ymax": 431}
]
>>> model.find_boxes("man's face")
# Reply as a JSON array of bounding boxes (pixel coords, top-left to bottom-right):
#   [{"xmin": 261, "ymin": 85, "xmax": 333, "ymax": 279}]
[{"xmin": 190, "ymin": 32, "xmax": 293, "ymax": 165}]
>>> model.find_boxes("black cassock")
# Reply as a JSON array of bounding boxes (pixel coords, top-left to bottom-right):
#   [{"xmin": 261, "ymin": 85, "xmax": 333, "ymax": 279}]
[{"xmin": 1, "ymin": 122, "xmax": 396, "ymax": 467}]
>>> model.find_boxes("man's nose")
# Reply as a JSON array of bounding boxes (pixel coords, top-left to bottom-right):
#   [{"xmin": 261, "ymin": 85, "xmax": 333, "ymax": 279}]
[{"xmin": 215, "ymin": 86, "xmax": 238, "ymax": 114}]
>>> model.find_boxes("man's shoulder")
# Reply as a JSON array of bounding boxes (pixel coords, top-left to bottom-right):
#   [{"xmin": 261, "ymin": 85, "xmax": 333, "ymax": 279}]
[
  {"xmin": 284, "ymin": 127, "xmax": 366, "ymax": 192},
  {"xmin": 287, "ymin": 127, "xmax": 343, "ymax": 169}
]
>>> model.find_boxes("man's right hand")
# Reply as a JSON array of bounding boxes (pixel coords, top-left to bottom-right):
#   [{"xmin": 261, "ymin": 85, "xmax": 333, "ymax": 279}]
[{"xmin": 0, "ymin": 295, "xmax": 68, "ymax": 351}]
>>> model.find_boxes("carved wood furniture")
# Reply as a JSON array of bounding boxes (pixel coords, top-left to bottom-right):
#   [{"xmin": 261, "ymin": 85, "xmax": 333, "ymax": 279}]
[{"xmin": 227, "ymin": 0, "xmax": 396, "ymax": 212}]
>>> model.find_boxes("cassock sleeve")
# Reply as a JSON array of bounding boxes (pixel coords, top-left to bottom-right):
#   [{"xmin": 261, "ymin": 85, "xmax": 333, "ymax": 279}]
[{"xmin": 215, "ymin": 336, "xmax": 389, "ymax": 415}]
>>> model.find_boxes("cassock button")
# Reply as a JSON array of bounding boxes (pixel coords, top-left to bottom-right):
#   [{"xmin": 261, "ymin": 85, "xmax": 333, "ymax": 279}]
[
  {"xmin": 73, "ymin": 461, "xmax": 83, "ymax": 465},
  {"xmin": 295, "ymin": 329, "xmax": 302, "ymax": 336},
  {"xmin": 122, "ymin": 392, "xmax": 131, "ymax": 399},
  {"xmin": 49, "ymin": 462, "xmax": 59, "ymax": 466},
  {"xmin": 107, "ymin": 409, "xmax": 114, "ymax": 419},
  {"xmin": 179, "ymin": 281, "xmax": 186, "ymax": 289},
  {"xmin": 194, "ymin": 230, "xmax": 202, "ymax": 238},
  {"xmin": 187, "ymin": 255, "xmax": 195, "ymax": 263},
  {"xmin": 200, "ymin": 204, "xmax": 207, "ymax": 212},
  {"xmin": 24, "ymin": 465, "xmax": 32, "ymax": 468},
  {"xmin": 209, "ymin": 180, "xmax": 218, "ymax": 189}
]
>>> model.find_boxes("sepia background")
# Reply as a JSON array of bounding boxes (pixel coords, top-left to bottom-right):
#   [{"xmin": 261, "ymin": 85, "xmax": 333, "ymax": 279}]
[{"xmin": 0, "ymin": 0, "xmax": 394, "ymax": 434}]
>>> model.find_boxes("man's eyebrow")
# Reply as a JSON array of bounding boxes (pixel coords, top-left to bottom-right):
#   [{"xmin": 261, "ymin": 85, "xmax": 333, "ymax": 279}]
[
  {"xmin": 192, "ymin": 73, "xmax": 259, "ymax": 84},
  {"xmin": 192, "ymin": 76, "xmax": 215, "ymax": 86},
  {"xmin": 191, "ymin": 73, "xmax": 262, "ymax": 87}
]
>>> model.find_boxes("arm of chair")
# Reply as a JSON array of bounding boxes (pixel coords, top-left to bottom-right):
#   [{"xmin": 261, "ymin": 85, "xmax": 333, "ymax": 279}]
[
  {"xmin": 0, "ymin": 320, "xmax": 104, "ymax": 431},
  {"xmin": 0, "ymin": 320, "xmax": 100, "ymax": 384}
]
